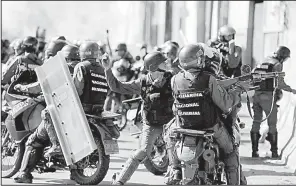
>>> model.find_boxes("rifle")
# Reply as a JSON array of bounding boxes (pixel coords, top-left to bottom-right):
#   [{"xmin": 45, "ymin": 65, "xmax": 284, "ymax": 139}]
[{"xmin": 218, "ymin": 71, "xmax": 286, "ymax": 89}]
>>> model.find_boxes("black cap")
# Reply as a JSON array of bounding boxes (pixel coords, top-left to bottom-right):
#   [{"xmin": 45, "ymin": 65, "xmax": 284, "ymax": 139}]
[{"xmin": 115, "ymin": 43, "xmax": 127, "ymax": 52}]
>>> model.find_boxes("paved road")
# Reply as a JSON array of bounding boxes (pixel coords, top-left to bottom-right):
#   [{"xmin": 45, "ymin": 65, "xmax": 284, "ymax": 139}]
[{"xmin": 2, "ymin": 103, "xmax": 296, "ymax": 185}]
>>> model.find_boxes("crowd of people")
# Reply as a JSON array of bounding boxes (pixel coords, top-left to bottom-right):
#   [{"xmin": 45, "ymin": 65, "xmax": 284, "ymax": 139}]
[{"xmin": 1, "ymin": 24, "xmax": 296, "ymax": 185}]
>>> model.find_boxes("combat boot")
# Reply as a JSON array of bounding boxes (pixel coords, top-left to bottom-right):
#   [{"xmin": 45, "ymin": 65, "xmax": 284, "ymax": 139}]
[
  {"xmin": 111, "ymin": 157, "xmax": 141, "ymax": 185},
  {"xmin": 14, "ymin": 172, "xmax": 33, "ymax": 183},
  {"xmin": 165, "ymin": 144, "xmax": 182, "ymax": 185},
  {"xmin": 250, "ymin": 132, "xmax": 260, "ymax": 157},
  {"xmin": 14, "ymin": 146, "xmax": 37, "ymax": 183},
  {"xmin": 266, "ymin": 132, "xmax": 279, "ymax": 158}
]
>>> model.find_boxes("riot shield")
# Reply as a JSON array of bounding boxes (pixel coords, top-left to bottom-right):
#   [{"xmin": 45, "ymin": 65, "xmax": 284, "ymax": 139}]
[{"xmin": 35, "ymin": 52, "xmax": 97, "ymax": 165}]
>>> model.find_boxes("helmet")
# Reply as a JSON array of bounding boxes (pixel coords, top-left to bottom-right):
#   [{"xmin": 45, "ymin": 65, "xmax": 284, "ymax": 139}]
[
  {"xmin": 51, "ymin": 36, "xmax": 66, "ymax": 41},
  {"xmin": 45, "ymin": 40, "xmax": 67, "ymax": 59},
  {"xmin": 164, "ymin": 40, "xmax": 179, "ymax": 49},
  {"xmin": 140, "ymin": 44, "xmax": 147, "ymax": 50},
  {"xmin": 178, "ymin": 44, "xmax": 205, "ymax": 70},
  {"xmin": 22, "ymin": 36, "xmax": 38, "ymax": 48},
  {"xmin": 162, "ymin": 44, "xmax": 178, "ymax": 56},
  {"xmin": 61, "ymin": 45, "xmax": 80, "ymax": 60},
  {"xmin": 115, "ymin": 43, "xmax": 127, "ymax": 52},
  {"xmin": 79, "ymin": 42, "xmax": 99, "ymax": 60},
  {"xmin": 143, "ymin": 51, "xmax": 167, "ymax": 72},
  {"xmin": 274, "ymin": 46, "xmax": 290, "ymax": 60},
  {"xmin": 219, "ymin": 25, "xmax": 236, "ymax": 37}
]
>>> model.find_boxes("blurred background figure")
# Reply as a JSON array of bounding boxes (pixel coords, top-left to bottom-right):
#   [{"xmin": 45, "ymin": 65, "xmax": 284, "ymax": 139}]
[
  {"xmin": 139, "ymin": 43, "xmax": 148, "ymax": 61},
  {"xmin": 2, "ymin": 39, "xmax": 12, "ymax": 64},
  {"xmin": 61, "ymin": 44, "xmax": 81, "ymax": 75},
  {"xmin": 114, "ymin": 43, "xmax": 136, "ymax": 64},
  {"xmin": 208, "ymin": 25, "xmax": 242, "ymax": 78},
  {"xmin": 2, "ymin": 39, "xmax": 24, "ymax": 73},
  {"xmin": 160, "ymin": 41, "xmax": 180, "ymax": 75},
  {"xmin": 44, "ymin": 39, "xmax": 67, "ymax": 60},
  {"xmin": 36, "ymin": 26, "xmax": 47, "ymax": 60}
]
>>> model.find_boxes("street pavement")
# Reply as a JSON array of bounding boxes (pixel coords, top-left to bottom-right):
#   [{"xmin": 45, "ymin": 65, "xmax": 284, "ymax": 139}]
[{"xmin": 2, "ymin": 103, "xmax": 296, "ymax": 185}]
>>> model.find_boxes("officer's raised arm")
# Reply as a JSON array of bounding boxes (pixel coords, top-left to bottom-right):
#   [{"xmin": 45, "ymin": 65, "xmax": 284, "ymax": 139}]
[
  {"xmin": 101, "ymin": 53, "xmax": 142, "ymax": 95},
  {"xmin": 104, "ymin": 68, "xmax": 141, "ymax": 95}
]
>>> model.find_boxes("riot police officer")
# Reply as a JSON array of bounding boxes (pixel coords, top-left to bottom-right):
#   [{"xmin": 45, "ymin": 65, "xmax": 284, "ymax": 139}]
[
  {"xmin": 101, "ymin": 51, "xmax": 174, "ymax": 185},
  {"xmin": 72, "ymin": 41, "xmax": 109, "ymax": 115},
  {"xmin": 2, "ymin": 39, "xmax": 24, "ymax": 74},
  {"xmin": 44, "ymin": 39, "xmax": 68, "ymax": 60},
  {"xmin": 13, "ymin": 40, "xmax": 67, "ymax": 183},
  {"xmin": 61, "ymin": 44, "xmax": 81, "ymax": 75},
  {"xmin": 208, "ymin": 26, "xmax": 245, "ymax": 147},
  {"xmin": 161, "ymin": 42, "xmax": 180, "ymax": 75},
  {"xmin": 208, "ymin": 25, "xmax": 242, "ymax": 78},
  {"xmin": 13, "ymin": 41, "xmax": 109, "ymax": 184},
  {"xmin": 169, "ymin": 44, "xmax": 247, "ymax": 185},
  {"xmin": 2, "ymin": 36, "xmax": 42, "ymax": 86},
  {"xmin": 251, "ymin": 46, "xmax": 296, "ymax": 158}
]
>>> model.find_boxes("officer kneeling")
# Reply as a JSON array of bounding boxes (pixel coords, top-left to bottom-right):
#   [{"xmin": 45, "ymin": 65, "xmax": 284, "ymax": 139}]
[{"xmin": 170, "ymin": 44, "xmax": 245, "ymax": 185}]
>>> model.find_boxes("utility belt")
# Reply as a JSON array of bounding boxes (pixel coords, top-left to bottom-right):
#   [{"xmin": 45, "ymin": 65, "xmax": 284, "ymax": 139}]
[
  {"xmin": 175, "ymin": 114, "xmax": 221, "ymax": 131},
  {"xmin": 82, "ymin": 103, "xmax": 104, "ymax": 115},
  {"xmin": 168, "ymin": 117, "xmax": 223, "ymax": 139}
]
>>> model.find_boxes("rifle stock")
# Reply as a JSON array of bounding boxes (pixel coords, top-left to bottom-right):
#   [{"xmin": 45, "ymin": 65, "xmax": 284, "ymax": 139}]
[{"xmin": 218, "ymin": 72, "xmax": 286, "ymax": 88}]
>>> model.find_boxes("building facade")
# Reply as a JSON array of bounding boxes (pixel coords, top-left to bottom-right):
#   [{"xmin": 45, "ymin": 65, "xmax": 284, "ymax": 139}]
[{"xmin": 146, "ymin": 1, "xmax": 295, "ymax": 70}]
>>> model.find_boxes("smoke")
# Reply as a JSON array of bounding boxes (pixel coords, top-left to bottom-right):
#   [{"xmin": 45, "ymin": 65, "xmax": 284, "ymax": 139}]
[{"xmin": 2, "ymin": 1, "xmax": 145, "ymax": 50}]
